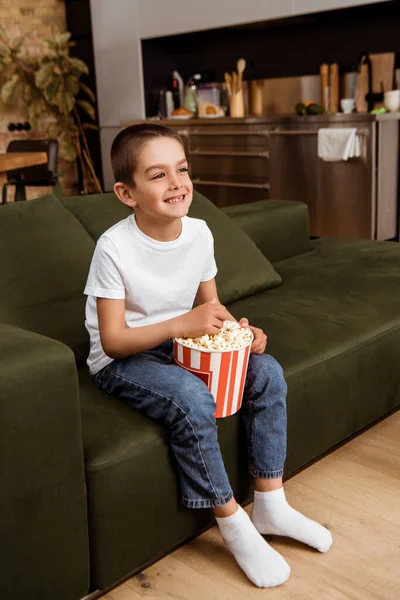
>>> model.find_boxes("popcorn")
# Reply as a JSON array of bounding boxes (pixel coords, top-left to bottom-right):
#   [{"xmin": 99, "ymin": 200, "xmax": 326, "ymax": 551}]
[{"xmin": 176, "ymin": 320, "xmax": 253, "ymax": 351}]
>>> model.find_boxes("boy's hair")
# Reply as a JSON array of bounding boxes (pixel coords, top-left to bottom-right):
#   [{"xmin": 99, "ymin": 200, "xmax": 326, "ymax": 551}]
[{"xmin": 111, "ymin": 124, "xmax": 184, "ymax": 187}]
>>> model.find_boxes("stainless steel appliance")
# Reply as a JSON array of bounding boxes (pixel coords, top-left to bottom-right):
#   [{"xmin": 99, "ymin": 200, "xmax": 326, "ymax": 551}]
[{"xmin": 268, "ymin": 113, "xmax": 399, "ymax": 240}]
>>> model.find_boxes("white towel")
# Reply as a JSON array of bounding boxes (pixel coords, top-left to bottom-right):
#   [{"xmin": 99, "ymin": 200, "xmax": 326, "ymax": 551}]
[{"xmin": 317, "ymin": 128, "xmax": 360, "ymax": 162}]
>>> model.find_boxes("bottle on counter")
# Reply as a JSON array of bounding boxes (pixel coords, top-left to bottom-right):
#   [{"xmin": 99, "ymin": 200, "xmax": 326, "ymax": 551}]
[
  {"xmin": 329, "ymin": 63, "xmax": 339, "ymax": 113},
  {"xmin": 320, "ymin": 63, "xmax": 330, "ymax": 112}
]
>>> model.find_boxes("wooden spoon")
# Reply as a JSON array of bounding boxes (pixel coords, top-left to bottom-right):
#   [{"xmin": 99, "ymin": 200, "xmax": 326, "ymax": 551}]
[
  {"xmin": 237, "ymin": 58, "xmax": 246, "ymax": 90},
  {"xmin": 224, "ymin": 71, "xmax": 232, "ymax": 96}
]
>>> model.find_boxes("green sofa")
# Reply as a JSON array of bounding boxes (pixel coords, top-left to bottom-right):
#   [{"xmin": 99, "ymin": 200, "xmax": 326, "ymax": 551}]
[{"xmin": 1, "ymin": 190, "xmax": 400, "ymax": 600}]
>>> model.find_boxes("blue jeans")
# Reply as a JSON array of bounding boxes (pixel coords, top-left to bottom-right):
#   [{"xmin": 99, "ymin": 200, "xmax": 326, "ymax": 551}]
[{"xmin": 94, "ymin": 340, "xmax": 287, "ymax": 509}]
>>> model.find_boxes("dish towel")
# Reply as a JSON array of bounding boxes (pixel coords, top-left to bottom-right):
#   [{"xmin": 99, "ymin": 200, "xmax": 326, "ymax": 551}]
[{"xmin": 317, "ymin": 128, "xmax": 360, "ymax": 161}]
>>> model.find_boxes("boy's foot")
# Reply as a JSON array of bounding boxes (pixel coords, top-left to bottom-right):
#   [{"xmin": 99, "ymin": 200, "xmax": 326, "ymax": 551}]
[
  {"xmin": 216, "ymin": 505, "xmax": 290, "ymax": 588},
  {"xmin": 251, "ymin": 487, "xmax": 333, "ymax": 552}
]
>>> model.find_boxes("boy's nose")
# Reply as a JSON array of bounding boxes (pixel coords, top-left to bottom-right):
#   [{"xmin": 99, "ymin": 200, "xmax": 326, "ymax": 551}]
[{"xmin": 168, "ymin": 175, "xmax": 181, "ymax": 189}]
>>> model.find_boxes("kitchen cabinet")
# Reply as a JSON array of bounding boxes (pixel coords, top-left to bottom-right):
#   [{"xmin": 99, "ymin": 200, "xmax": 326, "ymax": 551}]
[
  {"xmin": 268, "ymin": 113, "xmax": 399, "ymax": 240},
  {"xmin": 122, "ymin": 114, "xmax": 399, "ymax": 240},
  {"xmin": 123, "ymin": 118, "xmax": 277, "ymax": 209}
]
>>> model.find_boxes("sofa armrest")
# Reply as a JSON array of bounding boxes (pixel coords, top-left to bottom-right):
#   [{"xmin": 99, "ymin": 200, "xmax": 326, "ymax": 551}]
[
  {"xmin": 0, "ymin": 323, "xmax": 89, "ymax": 600},
  {"xmin": 222, "ymin": 200, "xmax": 311, "ymax": 263}
]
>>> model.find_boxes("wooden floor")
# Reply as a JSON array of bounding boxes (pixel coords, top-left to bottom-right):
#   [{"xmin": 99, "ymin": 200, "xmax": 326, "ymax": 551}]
[{"xmin": 99, "ymin": 411, "xmax": 400, "ymax": 600}]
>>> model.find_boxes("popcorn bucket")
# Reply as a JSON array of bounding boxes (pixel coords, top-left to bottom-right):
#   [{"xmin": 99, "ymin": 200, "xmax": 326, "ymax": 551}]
[{"xmin": 173, "ymin": 334, "xmax": 253, "ymax": 418}]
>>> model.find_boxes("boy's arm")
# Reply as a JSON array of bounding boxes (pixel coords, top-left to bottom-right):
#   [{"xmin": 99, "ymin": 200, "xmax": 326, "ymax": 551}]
[{"xmin": 97, "ymin": 296, "xmax": 231, "ymax": 359}]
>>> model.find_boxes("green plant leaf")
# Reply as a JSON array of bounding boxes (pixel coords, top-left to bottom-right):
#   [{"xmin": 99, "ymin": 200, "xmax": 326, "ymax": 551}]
[
  {"xmin": 57, "ymin": 32, "xmax": 71, "ymax": 46},
  {"xmin": 0, "ymin": 42, "xmax": 11, "ymax": 57},
  {"xmin": 1, "ymin": 75, "xmax": 19, "ymax": 103},
  {"xmin": 35, "ymin": 62, "xmax": 54, "ymax": 88},
  {"xmin": 77, "ymin": 99, "xmax": 95, "ymax": 120},
  {"xmin": 66, "ymin": 74, "xmax": 79, "ymax": 96},
  {"xmin": 56, "ymin": 89, "xmax": 75, "ymax": 115},
  {"xmin": 79, "ymin": 81, "xmax": 96, "ymax": 103},
  {"xmin": 45, "ymin": 78, "xmax": 60, "ymax": 101},
  {"xmin": 67, "ymin": 57, "xmax": 89, "ymax": 75},
  {"xmin": 60, "ymin": 136, "xmax": 78, "ymax": 161},
  {"xmin": 48, "ymin": 122, "xmax": 63, "ymax": 138},
  {"xmin": 82, "ymin": 122, "xmax": 100, "ymax": 131}
]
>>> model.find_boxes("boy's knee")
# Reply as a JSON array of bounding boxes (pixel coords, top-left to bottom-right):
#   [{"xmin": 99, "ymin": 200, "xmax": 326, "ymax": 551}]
[{"xmin": 251, "ymin": 354, "xmax": 287, "ymax": 393}]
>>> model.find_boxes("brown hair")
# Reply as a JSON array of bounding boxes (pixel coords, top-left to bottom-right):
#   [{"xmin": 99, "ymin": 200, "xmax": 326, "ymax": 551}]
[{"xmin": 110, "ymin": 124, "xmax": 185, "ymax": 187}]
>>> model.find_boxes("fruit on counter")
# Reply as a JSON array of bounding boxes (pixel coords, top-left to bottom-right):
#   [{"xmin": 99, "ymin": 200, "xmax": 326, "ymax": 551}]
[
  {"xmin": 295, "ymin": 102, "xmax": 324, "ymax": 115},
  {"xmin": 306, "ymin": 102, "xmax": 324, "ymax": 115},
  {"xmin": 295, "ymin": 103, "xmax": 307, "ymax": 115}
]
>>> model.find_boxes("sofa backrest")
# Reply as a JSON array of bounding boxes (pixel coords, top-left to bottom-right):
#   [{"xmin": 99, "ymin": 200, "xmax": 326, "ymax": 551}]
[
  {"xmin": 62, "ymin": 190, "xmax": 282, "ymax": 306},
  {"xmin": 0, "ymin": 194, "xmax": 95, "ymax": 363}
]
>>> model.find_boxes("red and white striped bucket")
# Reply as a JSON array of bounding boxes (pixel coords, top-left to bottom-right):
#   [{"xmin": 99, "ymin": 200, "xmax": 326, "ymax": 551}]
[{"xmin": 173, "ymin": 335, "xmax": 253, "ymax": 418}]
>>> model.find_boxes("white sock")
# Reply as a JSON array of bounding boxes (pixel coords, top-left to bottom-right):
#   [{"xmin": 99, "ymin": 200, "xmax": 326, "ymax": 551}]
[
  {"xmin": 251, "ymin": 487, "xmax": 333, "ymax": 552},
  {"xmin": 215, "ymin": 505, "xmax": 290, "ymax": 588}
]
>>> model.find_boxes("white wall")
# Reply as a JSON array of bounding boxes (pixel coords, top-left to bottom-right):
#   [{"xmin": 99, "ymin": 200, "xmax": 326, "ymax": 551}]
[{"xmin": 138, "ymin": 0, "xmax": 295, "ymax": 39}]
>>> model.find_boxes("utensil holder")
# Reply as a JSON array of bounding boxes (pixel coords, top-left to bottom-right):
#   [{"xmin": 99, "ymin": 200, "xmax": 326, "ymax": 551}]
[
  {"xmin": 249, "ymin": 81, "xmax": 263, "ymax": 116},
  {"xmin": 230, "ymin": 90, "xmax": 245, "ymax": 118}
]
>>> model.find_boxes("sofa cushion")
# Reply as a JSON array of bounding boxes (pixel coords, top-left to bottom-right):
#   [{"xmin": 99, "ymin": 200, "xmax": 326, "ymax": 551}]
[
  {"xmin": 0, "ymin": 194, "xmax": 95, "ymax": 362},
  {"xmin": 189, "ymin": 191, "xmax": 282, "ymax": 303},
  {"xmin": 63, "ymin": 190, "xmax": 282, "ymax": 305},
  {"xmin": 61, "ymin": 192, "xmax": 131, "ymax": 241},
  {"xmin": 227, "ymin": 237, "xmax": 400, "ymax": 375}
]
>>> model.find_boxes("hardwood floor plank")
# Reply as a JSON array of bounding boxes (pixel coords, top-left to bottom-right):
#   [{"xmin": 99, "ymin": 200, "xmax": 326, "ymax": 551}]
[{"xmin": 98, "ymin": 410, "xmax": 400, "ymax": 600}]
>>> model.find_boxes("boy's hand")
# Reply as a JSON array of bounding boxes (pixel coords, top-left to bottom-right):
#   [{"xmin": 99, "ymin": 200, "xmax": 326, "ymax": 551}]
[
  {"xmin": 174, "ymin": 300, "xmax": 232, "ymax": 338},
  {"xmin": 239, "ymin": 318, "xmax": 267, "ymax": 354}
]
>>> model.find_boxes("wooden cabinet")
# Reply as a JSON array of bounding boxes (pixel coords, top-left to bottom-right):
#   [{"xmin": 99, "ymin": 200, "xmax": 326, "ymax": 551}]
[{"xmin": 156, "ymin": 118, "xmax": 276, "ymax": 209}]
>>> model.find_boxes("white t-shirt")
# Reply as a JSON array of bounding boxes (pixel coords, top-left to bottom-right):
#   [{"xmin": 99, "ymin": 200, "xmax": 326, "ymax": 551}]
[{"xmin": 84, "ymin": 214, "xmax": 217, "ymax": 374}]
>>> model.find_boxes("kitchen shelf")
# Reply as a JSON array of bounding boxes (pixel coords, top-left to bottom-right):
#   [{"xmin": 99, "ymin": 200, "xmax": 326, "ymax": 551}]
[{"xmin": 192, "ymin": 178, "xmax": 270, "ymax": 190}]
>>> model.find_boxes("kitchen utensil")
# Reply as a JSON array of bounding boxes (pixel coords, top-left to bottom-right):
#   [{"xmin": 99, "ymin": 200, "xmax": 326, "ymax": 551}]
[
  {"xmin": 329, "ymin": 63, "xmax": 339, "ymax": 113},
  {"xmin": 232, "ymin": 72, "xmax": 238, "ymax": 95},
  {"xmin": 237, "ymin": 58, "xmax": 246, "ymax": 90},
  {"xmin": 383, "ymin": 90, "xmax": 400, "ymax": 112},
  {"xmin": 249, "ymin": 80, "xmax": 263, "ymax": 116},
  {"xmin": 224, "ymin": 72, "xmax": 232, "ymax": 96},
  {"xmin": 357, "ymin": 52, "xmax": 395, "ymax": 112},
  {"xmin": 320, "ymin": 63, "xmax": 330, "ymax": 112},
  {"xmin": 230, "ymin": 89, "xmax": 244, "ymax": 117}
]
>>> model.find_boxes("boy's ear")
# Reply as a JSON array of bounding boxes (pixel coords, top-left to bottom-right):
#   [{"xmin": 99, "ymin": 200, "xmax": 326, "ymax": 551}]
[{"xmin": 114, "ymin": 182, "xmax": 137, "ymax": 208}]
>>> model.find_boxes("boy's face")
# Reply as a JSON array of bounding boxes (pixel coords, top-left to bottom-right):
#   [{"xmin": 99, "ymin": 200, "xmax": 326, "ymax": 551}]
[{"xmin": 115, "ymin": 137, "xmax": 193, "ymax": 222}]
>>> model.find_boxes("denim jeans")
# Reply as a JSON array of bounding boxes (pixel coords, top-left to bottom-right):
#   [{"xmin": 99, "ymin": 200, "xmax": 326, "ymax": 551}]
[{"xmin": 94, "ymin": 340, "xmax": 287, "ymax": 509}]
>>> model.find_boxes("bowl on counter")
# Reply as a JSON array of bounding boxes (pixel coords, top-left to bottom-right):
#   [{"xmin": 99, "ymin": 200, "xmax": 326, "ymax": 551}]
[{"xmin": 383, "ymin": 90, "xmax": 400, "ymax": 113}]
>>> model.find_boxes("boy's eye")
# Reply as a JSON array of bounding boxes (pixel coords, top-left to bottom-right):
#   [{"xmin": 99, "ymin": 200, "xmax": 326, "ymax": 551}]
[
  {"xmin": 178, "ymin": 167, "xmax": 189, "ymax": 173},
  {"xmin": 151, "ymin": 173, "xmax": 164, "ymax": 180}
]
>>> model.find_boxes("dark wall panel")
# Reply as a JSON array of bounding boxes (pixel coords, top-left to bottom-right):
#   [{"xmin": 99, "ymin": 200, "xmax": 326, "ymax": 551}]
[{"xmin": 142, "ymin": 1, "xmax": 400, "ymax": 116}]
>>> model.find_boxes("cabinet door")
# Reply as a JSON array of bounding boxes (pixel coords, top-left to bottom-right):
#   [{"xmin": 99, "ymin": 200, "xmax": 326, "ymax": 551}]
[
  {"xmin": 269, "ymin": 125, "xmax": 375, "ymax": 238},
  {"xmin": 269, "ymin": 129, "xmax": 319, "ymax": 235},
  {"xmin": 317, "ymin": 125, "xmax": 374, "ymax": 239}
]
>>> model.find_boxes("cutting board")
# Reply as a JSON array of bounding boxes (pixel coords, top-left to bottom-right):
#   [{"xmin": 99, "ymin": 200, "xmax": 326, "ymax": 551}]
[{"xmin": 357, "ymin": 52, "xmax": 395, "ymax": 112}]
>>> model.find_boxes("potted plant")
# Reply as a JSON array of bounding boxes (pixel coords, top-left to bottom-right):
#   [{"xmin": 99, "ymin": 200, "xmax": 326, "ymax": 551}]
[{"xmin": 0, "ymin": 26, "xmax": 102, "ymax": 194}]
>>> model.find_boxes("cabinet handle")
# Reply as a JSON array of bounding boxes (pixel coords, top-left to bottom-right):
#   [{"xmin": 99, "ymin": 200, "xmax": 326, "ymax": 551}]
[
  {"xmin": 191, "ymin": 150, "xmax": 269, "ymax": 158},
  {"xmin": 269, "ymin": 129, "xmax": 365, "ymax": 136},
  {"xmin": 191, "ymin": 130, "xmax": 270, "ymax": 137},
  {"xmin": 193, "ymin": 178, "xmax": 270, "ymax": 190}
]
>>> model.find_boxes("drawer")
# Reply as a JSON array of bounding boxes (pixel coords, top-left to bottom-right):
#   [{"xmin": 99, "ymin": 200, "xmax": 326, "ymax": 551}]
[
  {"xmin": 190, "ymin": 132, "xmax": 270, "ymax": 153},
  {"xmin": 193, "ymin": 183, "xmax": 269, "ymax": 209},
  {"xmin": 190, "ymin": 153, "xmax": 269, "ymax": 180}
]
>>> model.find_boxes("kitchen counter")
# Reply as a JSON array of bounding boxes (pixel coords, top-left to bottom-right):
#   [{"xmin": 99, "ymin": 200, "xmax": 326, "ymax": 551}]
[{"xmin": 122, "ymin": 112, "xmax": 400, "ymax": 127}]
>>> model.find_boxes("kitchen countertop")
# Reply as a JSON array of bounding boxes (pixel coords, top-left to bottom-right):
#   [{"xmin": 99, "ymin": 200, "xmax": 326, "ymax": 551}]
[{"xmin": 122, "ymin": 112, "xmax": 400, "ymax": 127}]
